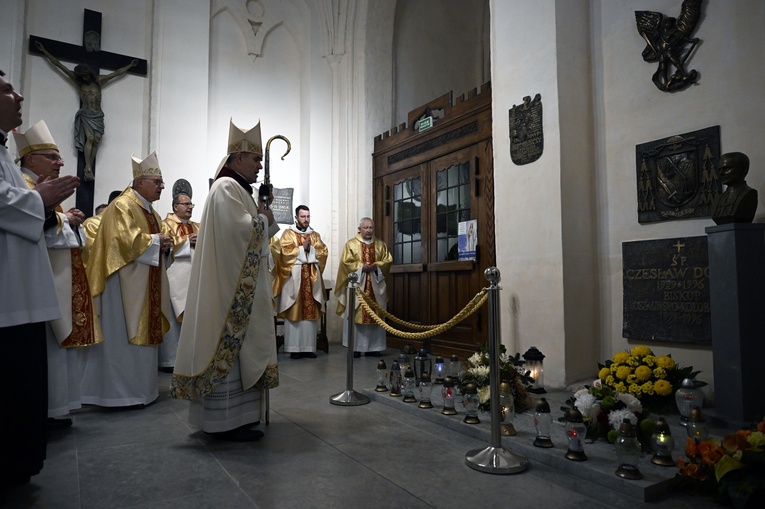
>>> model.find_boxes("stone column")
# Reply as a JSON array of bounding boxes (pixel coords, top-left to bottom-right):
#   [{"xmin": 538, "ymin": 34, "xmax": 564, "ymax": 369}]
[{"xmin": 706, "ymin": 223, "xmax": 765, "ymax": 426}]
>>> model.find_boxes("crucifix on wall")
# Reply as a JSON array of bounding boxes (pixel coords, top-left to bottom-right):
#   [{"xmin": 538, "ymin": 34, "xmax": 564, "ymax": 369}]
[{"xmin": 29, "ymin": 9, "xmax": 148, "ymax": 216}]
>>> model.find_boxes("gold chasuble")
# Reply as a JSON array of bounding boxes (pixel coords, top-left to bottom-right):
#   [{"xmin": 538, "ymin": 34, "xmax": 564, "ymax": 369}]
[
  {"xmin": 22, "ymin": 174, "xmax": 102, "ymax": 347},
  {"xmin": 272, "ymin": 228, "xmax": 328, "ymax": 321},
  {"xmin": 86, "ymin": 188, "xmax": 170, "ymax": 346},
  {"xmin": 81, "ymin": 213, "xmax": 102, "ymax": 266},
  {"xmin": 335, "ymin": 234, "xmax": 393, "ymax": 324}
]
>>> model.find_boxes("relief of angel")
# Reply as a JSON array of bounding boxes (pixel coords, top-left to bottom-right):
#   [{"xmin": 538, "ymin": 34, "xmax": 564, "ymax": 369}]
[{"xmin": 635, "ymin": 0, "xmax": 702, "ymax": 92}]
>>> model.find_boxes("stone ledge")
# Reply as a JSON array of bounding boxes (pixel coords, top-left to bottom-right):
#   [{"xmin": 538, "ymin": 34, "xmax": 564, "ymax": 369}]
[{"xmin": 362, "ymin": 387, "xmax": 686, "ymax": 503}]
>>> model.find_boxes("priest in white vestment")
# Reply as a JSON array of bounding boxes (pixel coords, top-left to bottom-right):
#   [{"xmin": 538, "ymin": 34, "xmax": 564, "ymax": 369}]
[
  {"xmin": 272, "ymin": 205, "xmax": 328, "ymax": 359},
  {"xmin": 171, "ymin": 120, "xmax": 279, "ymax": 442},
  {"xmin": 335, "ymin": 217, "xmax": 393, "ymax": 356},
  {"xmin": 160, "ymin": 190, "xmax": 200, "ymax": 371},
  {"xmin": 0, "ymin": 69, "xmax": 80, "ymax": 487},
  {"xmin": 14, "ymin": 120, "xmax": 103, "ymax": 426},
  {"xmin": 80, "ymin": 152, "xmax": 174, "ymax": 407}
]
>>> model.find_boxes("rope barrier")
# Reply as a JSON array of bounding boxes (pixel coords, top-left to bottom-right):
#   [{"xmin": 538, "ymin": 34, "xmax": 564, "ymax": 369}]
[{"xmin": 354, "ymin": 286, "xmax": 488, "ymax": 340}]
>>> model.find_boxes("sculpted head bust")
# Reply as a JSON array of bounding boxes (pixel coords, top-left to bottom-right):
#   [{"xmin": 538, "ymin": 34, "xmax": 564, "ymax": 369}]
[{"xmin": 711, "ymin": 152, "xmax": 758, "ymax": 225}]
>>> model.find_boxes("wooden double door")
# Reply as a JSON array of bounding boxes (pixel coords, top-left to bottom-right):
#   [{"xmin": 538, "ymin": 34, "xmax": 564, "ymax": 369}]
[{"xmin": 372, "ymin": 85, "xmax": 495, "ymax": 358}]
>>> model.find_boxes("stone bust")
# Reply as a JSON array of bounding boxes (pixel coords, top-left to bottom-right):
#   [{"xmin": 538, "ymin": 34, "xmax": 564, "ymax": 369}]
[{"xmin": 711, "ymin": 152, "xmax": 758, "ymax": 225}]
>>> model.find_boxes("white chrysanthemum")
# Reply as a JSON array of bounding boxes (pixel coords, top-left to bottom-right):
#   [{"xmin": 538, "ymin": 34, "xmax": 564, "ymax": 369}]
[
  {"xmin": 616, "ymin": 392, "xmax": 643, "ymax": 413},
  {"xmin": 608, "ymin": 408, "xmax": 637, "ymax": 429},
  {"xmin": 478, "ymin": 386, "xmax": 491, "ymax": 404},
  {"xmin": 469, "ymin": 365, "xmax": 490, "ymax": 378},
  {"xmin": 574, "ymin": 393, "xmax": 597, "ymax": 416},
  {"xmin": 574, "ymin": 388, "xmax": 590, "ymax": 399},
  {"xmin": 468, "ymin": 353, "xmax": 482, "ymax": 367}
]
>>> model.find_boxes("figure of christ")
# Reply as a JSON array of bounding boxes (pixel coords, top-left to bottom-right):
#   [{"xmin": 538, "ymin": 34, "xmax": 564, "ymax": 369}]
[{"xmin": 35, "ymin": 41, "xmax": 137, "ymax": 181}]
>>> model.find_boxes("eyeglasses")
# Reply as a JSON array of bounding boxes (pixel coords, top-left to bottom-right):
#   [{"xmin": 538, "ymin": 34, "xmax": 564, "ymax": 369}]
[
  {"xmin": 142, "ymin": 178, "xmax": 165, "ymax": 186},
  {"xmin": 176, "ymin": 202, "xmax": 194, "ymax": 207},
  {"xmin": 33, "ymin": 153, "xmax": 64, "ymax": 162}
]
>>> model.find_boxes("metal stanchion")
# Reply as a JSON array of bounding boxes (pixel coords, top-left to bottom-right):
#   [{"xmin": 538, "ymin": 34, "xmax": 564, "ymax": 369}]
[
  {"xmin": 465, "ymin": 267, "xmax": 529, "ymax": 474},
  {"xmin": 330, "ymin": 272, "xmax": 370, "ymax": 406}
]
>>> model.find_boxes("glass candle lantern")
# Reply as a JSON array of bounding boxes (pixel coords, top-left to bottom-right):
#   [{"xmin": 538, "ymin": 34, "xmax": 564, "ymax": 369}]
[
  {"xmin": 417, "ymin": 372, "xmax": 433, "ymax": 409},
  {"xmin": 389, "ymin": 360, "xmax": 402, "ymax": 397},
  {"xmin": 651, "ymin": 417, "xmax": 675, "ymax": 466},
  {"xmin": 441, "ymin": 377, "xmax": 457, "ymax": 415},
  {"xmin": 615, "ymin": 419, "xmax": 643, "ymax": 480},
  {"xmin": 449, "ymin": 354, "xmax": 461, "ymax": 379},
  {"xmin": 414, "ymin": 348, "xmax": 432, "ymax": 383},
  {"xmin": 375, "ymin": 360, "xmax": 388, "ymax": 392},
  {"xmin": 565, "ymin": 408, "xmax": 588, "ymax": 461},
  {"xmin": 402, "ymin": 367, "xmax": 417, "ymax": 403},
  {"xmin": 433, "ymin": 356, "xmax": 446, "ymax": 384},
  {"xmin": 533, "ymin": 398, "xmax": 554, "ymax": 448},
  {"xmin": 398, "ymin": 350, "xmax": 411, "ymax": 380},
  {"xmin": 522, "ymin": 346, "xmax": 546, "ymax": 394},
  {"xmin": 462, "ymin": 383, "xmax": 480, "ymax": 424},
  {"xmin": 499, "ymin": 380, "xmax": 516, "ymax": 436},
  {"xmin": 675, "ymin": 377, "xmax": 704, "ymax": 427},
  {"xmin": 687, "ymin": 406, "xmax": 709, "ymax": 441}
]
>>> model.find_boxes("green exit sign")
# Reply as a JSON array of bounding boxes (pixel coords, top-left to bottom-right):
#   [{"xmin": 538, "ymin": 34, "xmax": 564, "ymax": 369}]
[{"xmin": 417, "ymin": 116, "xmax": 433, "ymax": 132}]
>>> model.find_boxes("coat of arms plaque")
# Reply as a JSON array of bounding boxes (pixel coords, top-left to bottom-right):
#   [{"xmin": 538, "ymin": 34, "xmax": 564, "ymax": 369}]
[
  {"xmin": 508, "ymin": 94, "xmax": 543, "ymax": 165},
  {"xmin": 636, "ymin": 125, "xmax": 721, "ymax": 223}
]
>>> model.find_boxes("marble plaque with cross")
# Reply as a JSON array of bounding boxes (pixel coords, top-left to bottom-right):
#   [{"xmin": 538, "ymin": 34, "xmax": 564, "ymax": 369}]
[{"xmin": 622, "ymin": 236, "xmax": 711, "ymax": 344}]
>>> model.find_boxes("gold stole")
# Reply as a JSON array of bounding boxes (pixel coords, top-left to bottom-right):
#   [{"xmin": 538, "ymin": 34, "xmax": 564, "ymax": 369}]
[
  {"xmin": 141, "ymin": 208, "xmax": 164, "ymax": 346},
  {"xmin": 360, "ymin": 241, "xmax": 377, "ymax": 324},
  {"xmin": 59, "ymin": 202, "xmax": 100, "ymax": 347},
  {"xmin": 297, "ymin": 233, "xmax": 320, "ymax": 321}
]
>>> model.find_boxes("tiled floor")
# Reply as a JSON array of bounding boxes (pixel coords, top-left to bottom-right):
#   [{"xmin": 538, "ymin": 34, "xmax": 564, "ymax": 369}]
[{"xmin": 1, "ymin": 345, "xmax": 720, "ymax": 509}]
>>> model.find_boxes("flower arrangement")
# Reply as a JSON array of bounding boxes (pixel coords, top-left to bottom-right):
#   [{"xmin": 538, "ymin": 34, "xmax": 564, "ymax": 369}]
[
  {"xmin": 561, "ymin": 380, "xmax": 655, "ymax": 448},
  {"xmin": 597, "ymin": 345, "xmax": 704, "ymax": 413},
  {"xmin": 455, "ymin": 344, "xmax": 533, "ymax": 413},
  {"xmin": 676, "ymin": 417, "xmax": 765, "ymax": 507}
]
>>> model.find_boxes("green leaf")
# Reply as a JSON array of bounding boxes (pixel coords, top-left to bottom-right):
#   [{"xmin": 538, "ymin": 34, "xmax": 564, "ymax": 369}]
[{"xmin": 715, "ymin": 455, "xmax": 745, "ymax": 483}]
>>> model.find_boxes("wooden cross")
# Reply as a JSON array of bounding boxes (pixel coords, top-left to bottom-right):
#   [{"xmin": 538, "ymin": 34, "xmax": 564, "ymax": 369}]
[{"xmin": 29, "ymin": 9, "xmax": 148, "ymax": 216}]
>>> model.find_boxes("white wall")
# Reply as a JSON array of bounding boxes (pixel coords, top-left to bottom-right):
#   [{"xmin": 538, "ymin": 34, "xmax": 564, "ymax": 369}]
[{"xmin": 593, "ymin": 0, "xmax": 765, "ymax": 400}]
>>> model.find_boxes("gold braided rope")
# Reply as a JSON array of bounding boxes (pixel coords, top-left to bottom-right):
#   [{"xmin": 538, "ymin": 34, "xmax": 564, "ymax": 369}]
[{"xmin": 354, "ymin": 287, "xmax": 488, "ymax": 340}]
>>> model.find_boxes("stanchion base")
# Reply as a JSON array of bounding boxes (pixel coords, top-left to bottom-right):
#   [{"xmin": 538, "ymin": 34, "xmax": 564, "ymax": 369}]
[
  {"xmin": 465, "ymin": 446, "xmax": 529, "ymax": 474},
  {"xmin": 329, "ymin": 390, "xmax": 371, "ymax": 406}
]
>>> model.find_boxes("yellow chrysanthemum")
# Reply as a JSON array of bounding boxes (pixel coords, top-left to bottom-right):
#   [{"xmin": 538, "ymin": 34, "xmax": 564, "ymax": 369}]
[
  {"xmin": 654, "ymin": 379, "xmax": 672, "ymax": 396},
  {"xmin": 631, "ymin": 345, "xmax": 653, "ymax": 357},
  {"xmin": 616, "ymin": 366, "xmax": 632, "ymax": 380},
  {"xmin": 613, "ymin": 351, "xmax": 630, "ymax": 363},
  {"xmin": 656, "ymin": 356, "xmax": 675, "ymax": 369},
  {"xmin": 598, "ymin": 367, "xmax": 611, "ymax": 380},
  {"xmin": 605, "ymin": 375, "xmax": 615, "ymax": 385},
  {"xmin": 628, "ymin": 383, "xmax": 641, "ymax": 396},
  {"xmin": 641, "ymin": 381, "xmax": 654, "ymax": 395},
  {"xmin": 643, "ymin": 355, "xmax": 657, "ymax": 367},
  {"xmin": 635, "ymin": 365, "xmax": 652, "ymax": 381},
  {"xmin": 627, "ymin": 374, "xmax": 637, "ymax": 384},
  {"xmin": 627, "ymin": 357, "xmax": 639, "ymax": 367},
  {"xmin": 653, "ymin": 367, "xmax": 667, "ymax": 379},
  {"xmin": 614, "ymin": 382, "xmax": 627, "ymax": 393}
]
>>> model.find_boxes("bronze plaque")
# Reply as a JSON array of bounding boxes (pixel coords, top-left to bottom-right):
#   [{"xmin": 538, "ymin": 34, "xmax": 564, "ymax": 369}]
[
  {"xmin": 271, "ymin": 187, "xmax": 294, "ymax": 224},
  {"xmin": 636, "ymin": 125, "xmax": 721, "ymax": 223},
  {"xmin": 623, "ymin": 236, "xmax": 711, "ymax": 344},
  {"xmin": 508, "ymin": 93, "xmax": 543, "ymax": 165}
]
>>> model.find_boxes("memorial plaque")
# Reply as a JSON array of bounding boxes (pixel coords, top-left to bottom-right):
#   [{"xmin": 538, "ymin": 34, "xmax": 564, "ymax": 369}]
[
  {"xmin": 271, "ymin": 187, "xmax": 294, "ymax": 224},
  {"xmin": 636, "ymin": 126, "xmax": 721, "ymax": 223},
  {"xmin": 508, "ymin": 93, "xmax": 543, "ymax": 165},
  {"xmin": 623, "ymin": 236, "xmax": 711, "ymax": 344}
]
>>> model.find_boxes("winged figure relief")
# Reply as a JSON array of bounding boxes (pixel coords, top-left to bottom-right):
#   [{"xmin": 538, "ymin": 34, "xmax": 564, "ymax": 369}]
[{"xmin": 635, "ymin": 0, "xmax": 702, "ymax": 92}]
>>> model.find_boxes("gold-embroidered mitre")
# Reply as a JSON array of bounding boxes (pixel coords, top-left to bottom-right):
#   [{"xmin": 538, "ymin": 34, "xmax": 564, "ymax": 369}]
[
  {"xmin": 13, "ymin": 119, "xmax": 58, "ymax": 158},
  {"xmin": 227, "ymin": 119, "xmax": 262, "ymax": 156},
  {"xmin": 131, "ymin": 151, "xmax": 162, "ymax": 179}
]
